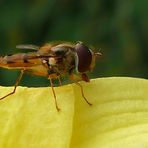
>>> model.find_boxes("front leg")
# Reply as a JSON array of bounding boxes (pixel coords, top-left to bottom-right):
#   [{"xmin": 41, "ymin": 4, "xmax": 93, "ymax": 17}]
[
  {"xmin": 48, "ymin": 77, "xmax": 60, "ymax": 112},
  {"xmin": 69, "ymin": 72, "xmax": 92, "ymax": 106},
  {"xmin": 42, "ymin": 59, "xmax": 62, "ymax": 111}
]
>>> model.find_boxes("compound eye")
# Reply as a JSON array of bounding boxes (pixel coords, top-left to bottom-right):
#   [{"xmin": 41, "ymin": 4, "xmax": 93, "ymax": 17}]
[{"xmin": 75, "ymin": 42, "xmax": 92, "ymax": 73}]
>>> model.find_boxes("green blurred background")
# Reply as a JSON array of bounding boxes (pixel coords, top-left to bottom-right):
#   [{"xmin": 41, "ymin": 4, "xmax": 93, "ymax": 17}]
[{"xmin": 0, "ymin": 0, "xmax": 147, "ymax": 87}]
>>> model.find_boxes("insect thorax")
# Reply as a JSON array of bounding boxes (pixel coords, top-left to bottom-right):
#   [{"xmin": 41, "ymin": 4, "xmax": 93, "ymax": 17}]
[{"xmin": 42, "ymin": 47, "xmax": 76, "ymax": 77}]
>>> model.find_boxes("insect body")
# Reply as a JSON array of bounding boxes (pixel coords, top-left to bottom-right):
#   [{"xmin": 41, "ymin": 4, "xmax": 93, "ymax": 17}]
[{"xmin": 0, "ymin": 41, "xmax": 102, "ymax": 111}]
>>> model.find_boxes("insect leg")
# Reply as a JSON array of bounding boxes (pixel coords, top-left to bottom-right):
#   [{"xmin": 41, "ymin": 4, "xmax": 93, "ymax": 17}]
[
  {"xmin": 57, "ymin": 76, "xmax": 62, "ymax": 86},
  {"xmin": 0, "ymin": 70, "xmax": 24, "ymax": 100},
  {"xmin": 75, "ymin": 82, "xmax": 92, "ymax": 106},
  {"xmin": 49, "ymin": 78, "xmax": 60, "ymax": 111}
]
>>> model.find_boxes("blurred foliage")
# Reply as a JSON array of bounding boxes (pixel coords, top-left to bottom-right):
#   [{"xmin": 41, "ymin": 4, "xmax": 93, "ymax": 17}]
[{"xmin": 0, "ymin": 0, "xmax": 147, "ymax": 86}]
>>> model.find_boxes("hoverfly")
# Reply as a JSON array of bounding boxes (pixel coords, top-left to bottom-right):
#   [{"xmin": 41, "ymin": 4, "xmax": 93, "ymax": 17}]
[{"xmin": 0, "ymin": 41, "xmax": 102, "ymax": 111}]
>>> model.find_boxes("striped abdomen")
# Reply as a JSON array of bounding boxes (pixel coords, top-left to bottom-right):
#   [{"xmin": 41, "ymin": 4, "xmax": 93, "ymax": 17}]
[{"xmin": 0, "ymin": 53, "xmax": 42, "ymax": 69}]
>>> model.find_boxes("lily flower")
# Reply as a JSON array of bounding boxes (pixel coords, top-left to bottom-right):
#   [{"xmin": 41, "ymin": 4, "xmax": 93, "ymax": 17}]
[{"xmin": 0, "ymin": 77, "xmax": 148, "ymax": 148}]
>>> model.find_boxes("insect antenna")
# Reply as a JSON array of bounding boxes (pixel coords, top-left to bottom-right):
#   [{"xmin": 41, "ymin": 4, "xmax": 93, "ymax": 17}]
[
  {"xmin": 0, "ymin": 70, "xmax": 24, "ymax": 100},
  {"xmin": 49, "ymin": 78, "xmax": 60, "ymax": 111},
  {"xmin": 95, "ymin": 52, "xmax": 102, "ymax": 57},
  {"xmin": 75, "ymin": 82, "xmax": 92, "ymax": 106}
]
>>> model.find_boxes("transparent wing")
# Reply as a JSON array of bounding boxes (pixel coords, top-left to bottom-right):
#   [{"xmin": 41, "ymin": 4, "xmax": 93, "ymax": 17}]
[{"xmin": 16, "ymin": 44, "xmax": 39, "ymax": 50}]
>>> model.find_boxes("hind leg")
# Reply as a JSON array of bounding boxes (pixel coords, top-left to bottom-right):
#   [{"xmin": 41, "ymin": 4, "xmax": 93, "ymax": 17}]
[{"xmin": 0, "ymin": 70, "xmax": 24, "ymax": 100}]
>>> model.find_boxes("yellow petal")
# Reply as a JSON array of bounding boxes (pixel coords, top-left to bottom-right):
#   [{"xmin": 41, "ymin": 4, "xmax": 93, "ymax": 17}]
[
  {"xmin": 71, "ymin": 77, "xmax": 148, "ymax": 148},
  {"xmin": 0, "ymin": 85, "xmax": 74, "ymax": 148},
  {"xmin": 0, "ymin": 77, "xmax": 148, "ymax": 148}
]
